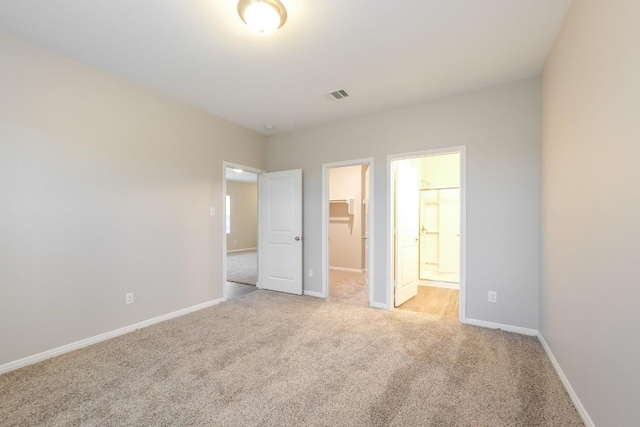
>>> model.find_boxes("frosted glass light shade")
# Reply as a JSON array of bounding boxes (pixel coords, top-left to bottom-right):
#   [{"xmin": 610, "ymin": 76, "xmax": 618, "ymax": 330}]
[{"xmin": 238, "ymin": 0, "xmax": 287, "ymax": 36}]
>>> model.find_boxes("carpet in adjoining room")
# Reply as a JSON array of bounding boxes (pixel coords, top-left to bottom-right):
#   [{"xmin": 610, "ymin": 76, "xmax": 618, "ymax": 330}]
[{"xmin": 226, "ymin": 249, "xmax": 257, "ymax": 285}]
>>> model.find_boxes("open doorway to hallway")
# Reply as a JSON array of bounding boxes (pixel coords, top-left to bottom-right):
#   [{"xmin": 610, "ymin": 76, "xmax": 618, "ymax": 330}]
[
  {"xmin": 224, "ymin": 166, "xmax": 260, "ymax": 300},
  {"xmin": 322, "ymin": 159, "xmax": 374, "ymax": 306},
  {"xmin": 390, "ymin": 150, "xmax": 464, "ymax": 320}
]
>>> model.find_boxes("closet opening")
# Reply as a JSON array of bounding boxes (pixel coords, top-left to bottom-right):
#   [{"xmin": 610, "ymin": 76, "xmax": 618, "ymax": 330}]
[
  {"xmin": 321, "ymin": 159, "xmax": 374, "ymax": 306},
  {"xmin": 389, "ymin": 149, "xmax": 465, "ymax": 320}
]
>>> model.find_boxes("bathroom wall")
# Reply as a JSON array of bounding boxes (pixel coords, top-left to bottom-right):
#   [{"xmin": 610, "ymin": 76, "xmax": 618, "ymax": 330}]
[{"xmin": 418, "ymin": 153, "xmax": 461, "ymax": 284}]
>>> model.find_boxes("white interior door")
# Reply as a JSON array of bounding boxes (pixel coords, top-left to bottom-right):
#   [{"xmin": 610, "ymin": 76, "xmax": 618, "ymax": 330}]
[
  {"xmin": 395, "ymin": 162, "xmax": 420, "ymax": 306},
  {"xmin": 363, "ymin": 166, "xmax": 370, "ymax": 286},
  {"xmin": 258, "ymin": 169, "xmax": 303, "ymax": 295}
]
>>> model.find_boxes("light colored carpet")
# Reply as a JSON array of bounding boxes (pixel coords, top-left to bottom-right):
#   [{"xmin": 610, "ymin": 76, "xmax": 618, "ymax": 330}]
[
  {"xmin": 0, "ymin": 290, "xmax": 583, "ymax": 426},
  {"xmin": 227, "ymin": 281, "xmax": 258, "ymax": 299},
  {"xmin": 329, "ymin": 270, "xmax": 369, "ymax": 306},
  {"xmin": 227, "ymin": 249, "xmax": 257, "ymax": 286}
]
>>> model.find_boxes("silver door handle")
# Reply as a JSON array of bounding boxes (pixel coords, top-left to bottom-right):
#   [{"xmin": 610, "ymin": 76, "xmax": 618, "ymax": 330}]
[
  {"xmin": 361, "ymin": 237, "xmax": 368, "ymax": 240},
  {"xmin": 295, "ymin": 236, "xmax": 301, "ymax": 241}
]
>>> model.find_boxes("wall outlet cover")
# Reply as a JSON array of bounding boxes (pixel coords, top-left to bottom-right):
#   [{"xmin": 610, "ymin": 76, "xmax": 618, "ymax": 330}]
[{"xmin": 488, "ymin": 291, "xmax": 497, "ymax": 303}]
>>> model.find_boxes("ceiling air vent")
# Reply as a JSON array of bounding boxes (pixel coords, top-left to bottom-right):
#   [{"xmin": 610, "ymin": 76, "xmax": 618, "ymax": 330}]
[{"xmin": 323, "ymin": 89, "xmax": 350, "ymax": 100}]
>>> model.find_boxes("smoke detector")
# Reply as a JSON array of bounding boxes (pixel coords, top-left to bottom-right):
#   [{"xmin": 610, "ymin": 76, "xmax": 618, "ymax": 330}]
[{"xmin": 323, "ymin": 89, "xmax": 350, "ymax": 100}]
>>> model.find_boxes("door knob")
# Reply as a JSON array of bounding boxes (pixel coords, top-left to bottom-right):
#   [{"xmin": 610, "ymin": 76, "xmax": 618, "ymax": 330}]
[{"xmin": 295, "ymin": 236, "xmax": 301, "ymax": 241}]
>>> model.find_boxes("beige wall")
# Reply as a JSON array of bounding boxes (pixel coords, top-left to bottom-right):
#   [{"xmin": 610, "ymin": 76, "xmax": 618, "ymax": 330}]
[
  {"xmin": 541, "ymin": 0, "xmax": 640, "ymax": 425},
  {"xmin": 0, "ymin": 33, "xmax": 266, "ymax": 366},
  {"xmin": 268, "ymin": 77, "xmax": 541, "ymax": 328},
  {"xmin": 329, "ymin": 165, "xmax": 363, "ymax": 271},
  {"xmin": 226, "ymin": 180, "xmax": 258, "ymax": 252}
]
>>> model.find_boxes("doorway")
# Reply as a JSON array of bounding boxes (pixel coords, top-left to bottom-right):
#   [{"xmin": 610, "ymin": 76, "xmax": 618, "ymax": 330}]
[
  {"xmin": 223, "ymin": 163, "xmax": 263, "ymax": 300},
  {"xmin": 321, "ymin": 159, "xmax": 374, "ymax": 305},
  {"xmin": 389, "ymin": 148, "xmax": 465, "ymax": 320}
]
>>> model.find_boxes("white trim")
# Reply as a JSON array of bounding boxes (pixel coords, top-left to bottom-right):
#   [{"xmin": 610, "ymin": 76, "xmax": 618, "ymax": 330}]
[
  {"xmin": 459, "ymin": 147, "xmax": 467, "ymax": 323},
  {"xmin": 387, "ymin": 147, "xmax": 467, "ymax": 321},
  {"xmin": 321, "ymin": 158, "xmax": 375, "ymax": 304},
  {"xmin": 303, "ymin": 290, "xmax": 324, "ymax": 298},
  {"xmin": 222, "ymin": 161, "xmax": 265, "ymax": 302},
  {"xmin": 386, "ymin": 158, "xmax": 394, "ymax": 310},
  {"xmin": 0, "ymin": 299, "xmax": 223, "ymax": 375},
  {"xmin": 226, "ymin": 247, "xmax": 257, "ymax": 254},
  {"xmin": 418, "ymin": 280, "xmax": 459, "ymax": 290},
  {"xmin": 463, "ymin": 318, "xmax": 538, "ymax": 336},
  {"xmin": 329, "ymin": 266, "xmax": 364, "ymax": 273},
  {"xmin": 370, "ymin": 301, "xmax": 388, "ymax": 310},
  {"xmin": 537, "ymin": 333, "xmax": 596, "ymax": 427}
]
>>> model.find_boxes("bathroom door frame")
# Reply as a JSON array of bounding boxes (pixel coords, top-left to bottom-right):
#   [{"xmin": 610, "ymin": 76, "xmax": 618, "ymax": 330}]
[{"xmin": 387, "ymin": 146, "xmax": 467, "ymax": 322}]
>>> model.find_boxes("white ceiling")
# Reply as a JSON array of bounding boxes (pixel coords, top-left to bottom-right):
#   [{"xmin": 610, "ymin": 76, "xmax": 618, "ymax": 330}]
[{"xmin": 0, "ymin": 0, "xmax": 572, "ymax": 135}]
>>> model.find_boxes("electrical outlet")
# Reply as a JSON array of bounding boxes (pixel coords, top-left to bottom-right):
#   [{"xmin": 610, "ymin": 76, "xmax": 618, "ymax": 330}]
[
  {"xmin": 125, "ymin": 293, "xmax": 134, "ymax": 305},
  {"xmin": 209, "ymin": 207, "xmax": 216, "ymax": 216},
  {"xmin": 308, "ymin": 269, "xmax": 313, "ymax": 277},
  {"xmin": 488, "ymin": 291, "xmax": 497, "ymax": 303}
]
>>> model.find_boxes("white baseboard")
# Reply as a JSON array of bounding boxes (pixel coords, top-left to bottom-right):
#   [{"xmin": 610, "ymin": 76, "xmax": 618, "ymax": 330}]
[
  {"xmin": 463, "ymin": 318, "xmax": 538, "ymax": 336},
  {"xmin": 0, "ymin": 298, "xmax": 223, "ymax": 375},
  {"xmin": 419, "ymin": 280, "xmax": 459, "ymax": 290},
  {"xmin": 370, "ymin": 301, "xmax": 390, "ymax": 310},
  {"xmin": 537, "ymin": 333, "xmax": 595, "ymax": 427},
  {"xmin": 303, "ymin": 290, "xmax": 325, "ymax": 298},
  {"xmin": 329, "ymin": 267, "xmax": 364, "ymax": 273},
  {"xmin": 226, "ymin": 247, "xmax": 257, "ymax": 254}
]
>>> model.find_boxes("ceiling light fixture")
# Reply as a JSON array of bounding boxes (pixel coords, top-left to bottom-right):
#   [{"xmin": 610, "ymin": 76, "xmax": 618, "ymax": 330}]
[{"xmin": 237, "ymin": 0, "xmax": 287, "ymax": 36}]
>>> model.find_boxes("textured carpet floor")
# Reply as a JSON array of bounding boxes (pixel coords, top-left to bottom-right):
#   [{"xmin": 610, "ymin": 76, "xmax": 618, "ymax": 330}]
[
  {"xmin": 227, "ymin": 250, "xmax": 257, "ymax": 286},
  {"xmin": 0, "ymin": 290, "xmax": 583, "ymax": 426}
]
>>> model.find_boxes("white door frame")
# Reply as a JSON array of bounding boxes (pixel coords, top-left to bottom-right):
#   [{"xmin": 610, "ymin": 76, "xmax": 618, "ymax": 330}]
[
  {"xmin": 222, "ymin": 161, "xmax": 265, "ymax": 301},
  {"xmin": 387, "ymin": 147, "xmax": 467, "ymax": 322},
  {"xmin": 321, "ymin": 158, "xmax": 375, "ymax": 304}
]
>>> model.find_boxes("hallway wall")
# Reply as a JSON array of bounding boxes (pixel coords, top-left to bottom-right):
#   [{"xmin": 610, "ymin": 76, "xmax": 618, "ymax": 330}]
[{"xmin": 226, "ymin": 180, "xmax": 258, "ymax": 252}]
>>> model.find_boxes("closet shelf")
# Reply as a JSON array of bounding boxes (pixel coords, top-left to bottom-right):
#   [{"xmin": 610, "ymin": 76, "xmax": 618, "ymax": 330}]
[{"xmin": 329, "ymin": 198, "xmax": 354, "ymax": 215}]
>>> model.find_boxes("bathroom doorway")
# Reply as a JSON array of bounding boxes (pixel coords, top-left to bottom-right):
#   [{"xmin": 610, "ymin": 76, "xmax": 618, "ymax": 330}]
[{"xmin": 389, "ymin": 149, "xmax": 465, "ymax": 320}]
